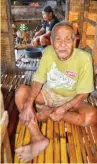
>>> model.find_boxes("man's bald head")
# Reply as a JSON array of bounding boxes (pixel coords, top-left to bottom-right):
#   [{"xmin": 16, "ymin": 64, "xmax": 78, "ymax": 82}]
[{"xmin": 51, "ymin": 21, "xmax": 75, "ymax": 42}]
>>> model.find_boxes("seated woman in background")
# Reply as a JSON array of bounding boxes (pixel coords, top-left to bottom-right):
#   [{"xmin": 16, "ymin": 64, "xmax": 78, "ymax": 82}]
[{"xmin": 31, "ymin": 6, "xmax": 59, "ymax": 47}]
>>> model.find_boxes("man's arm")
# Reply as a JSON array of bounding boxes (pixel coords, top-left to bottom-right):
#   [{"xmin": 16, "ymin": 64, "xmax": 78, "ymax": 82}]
[
  {"xmin": 64, "ymin": 93, "xmax": 89, "ymax": 110},
  {"xmin": 28, "ymin": 81, "xmax": 43, "ymax": 103},
  {"xmin": 50, "ymin": 93, "xmax": 89, "ymax": 121},
  {"xmin": 56, "ymin": 93, "xmax": 89, "ymax": 115}
]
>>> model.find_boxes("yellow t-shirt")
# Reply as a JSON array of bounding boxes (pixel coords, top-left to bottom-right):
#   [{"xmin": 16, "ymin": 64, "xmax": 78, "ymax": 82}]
[{"xmin": 32, "ymin": 45, "xmax": 94, "ymax": 97}]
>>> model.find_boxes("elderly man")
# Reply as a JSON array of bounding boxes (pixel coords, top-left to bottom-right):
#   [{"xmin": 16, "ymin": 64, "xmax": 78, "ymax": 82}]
[
  {"xmin": 15, "ymin": 22, "xmax": 97, "ymax": 162},
  {"xmin": 31, "ymin": 6, "xmax": 59, "ymax": 47}
]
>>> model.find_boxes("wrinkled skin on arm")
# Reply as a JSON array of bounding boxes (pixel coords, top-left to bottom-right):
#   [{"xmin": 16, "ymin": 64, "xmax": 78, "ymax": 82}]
[{"xmin": 50, "ymin": 93, "xmax": 89, "ymax": 121}]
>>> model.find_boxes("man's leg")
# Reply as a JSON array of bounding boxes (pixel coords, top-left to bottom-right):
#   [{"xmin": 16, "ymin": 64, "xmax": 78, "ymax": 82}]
[
  {"xmin": 15, "ymin": 84, "xmax": 49, "ymax": 162},
  {"xmin": 15, "ymin": 115, "xmax": 49, "ymax": 162},
  {"xmin": 62, "ymin": 103, "xmax": 97, "ymax": 127}
]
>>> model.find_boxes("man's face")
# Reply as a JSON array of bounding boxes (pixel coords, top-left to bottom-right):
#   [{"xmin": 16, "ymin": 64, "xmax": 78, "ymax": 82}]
[
  {"xmin": 42, "ymin": 11, "xmax": 52, "ymax": 21},
  {"xmin": 52, "ymin": 26, "xmax": 75, "ymax": 60}
]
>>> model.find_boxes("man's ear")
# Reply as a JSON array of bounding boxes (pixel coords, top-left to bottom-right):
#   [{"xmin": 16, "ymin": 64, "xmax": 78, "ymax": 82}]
[
  {"xmin": 73, "ymin": 38, "xmax": 76, "ymax": 48},
  {"xmin": 50, "ymin": 36, "xmax": 53, "ymax": 45}
]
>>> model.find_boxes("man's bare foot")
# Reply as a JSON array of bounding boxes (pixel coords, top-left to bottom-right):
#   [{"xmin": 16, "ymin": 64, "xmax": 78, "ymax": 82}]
[{"xmin": 15, "ymin": 137, "xmax": 49, "ymax": 162}]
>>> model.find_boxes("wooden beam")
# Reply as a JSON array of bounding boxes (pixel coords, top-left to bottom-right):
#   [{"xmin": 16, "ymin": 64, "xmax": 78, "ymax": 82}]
[
  {"xmin": 1, "ymin": 0, "xmax": 15, "ymax": 69},
  {"xmin": 84, "ymin": 18, "xmax": 96, "ymax": 26},
  {"xmin": 92, "ymin": 22, "xmax": 97, "ymax": 66},
  {"xmin": 11, "ymin": 5, "xmax": 42, "ymax": 21},
  {"xmin": 65, "ymin": 0, "xmax": 70, "ymax": 21},
  {"xmin": 86, "ymin": 35, "xmax": 94, "ymax": 39},
  {"xmin": 80, "ymin": 0, "xmax": 90, "ymax": 47}
]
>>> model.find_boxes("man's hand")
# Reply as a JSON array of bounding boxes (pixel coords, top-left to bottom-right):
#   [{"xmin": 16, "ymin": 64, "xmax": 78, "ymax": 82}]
[
  {"xmin": 50, "ymin": 106, "xmax": 66, "ymax": 121},
  {"xmin": 50, "ymin": 102, "xmax": 72, "ymax": 121},
  {"xmin": 19, "ymin": 98, "xmax": 35, "ymax": 126},
  {"xmin": 50, "ymin": 112, "xmax": 63, "ymax": 121}
]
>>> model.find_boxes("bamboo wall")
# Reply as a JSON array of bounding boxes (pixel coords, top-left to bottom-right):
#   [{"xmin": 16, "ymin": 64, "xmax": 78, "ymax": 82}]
[
  {"xmin": 66, "ymin": 0, "xmax": 97, "ymax": 66},
  {"xmin": 1, "ymin": 0, "xmax": 15, "ymax": 69}
]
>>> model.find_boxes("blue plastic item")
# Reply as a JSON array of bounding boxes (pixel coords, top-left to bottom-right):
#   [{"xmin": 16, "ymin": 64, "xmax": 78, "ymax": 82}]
[{"xmin": 25, "ymin": 47, "xmax": 43, "ymax": 58}]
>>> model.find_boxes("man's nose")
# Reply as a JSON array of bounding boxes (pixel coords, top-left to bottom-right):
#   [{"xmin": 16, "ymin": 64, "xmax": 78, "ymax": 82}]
[{"xmin": 61, "ymin": 40, "xmax": 67, "ymax": 46}]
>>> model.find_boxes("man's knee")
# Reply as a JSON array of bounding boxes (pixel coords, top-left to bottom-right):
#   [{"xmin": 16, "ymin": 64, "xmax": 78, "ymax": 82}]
[
  {"xmin": 83, "ymin": 108, "xmax": 97, "ymax": 127},
  {"xmin": 15, "ymin": 84, "xmax": 30, "ymax": 100},
  {"xmin": 16, "ymin": 84, "xmax": 26, "ymax": 95}
]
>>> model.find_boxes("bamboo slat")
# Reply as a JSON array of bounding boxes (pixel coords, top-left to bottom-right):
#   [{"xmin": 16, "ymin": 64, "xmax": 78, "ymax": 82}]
[
  {"xmin": 53, "ymin": 121, "xmax": 60, "ymax": 163},
  {"xmin": 0, "ymin": 90, "xmax": 12, "ymax": 163},
  {"xmin": 37, "ymin": 121, "xmax": 47, "ymax": 163},
  {"xmin": 0, "ymin": 111, "xmax": 9, "ymax": 144},
  {"xmin": 2, "ymin": 131, "xmax": 12, "ymax": 163},
  {"xmin": 66, "ymin": 123, "xmax": 77, "ymax": 163},
  {"xmin": 45, "ymin": 118, "xmax": 54, "ymax": 163},
  {"xmin": 90, "ymin": 125, "xmax": 97, "ymax": 146},
  {"xmin": 77, "ymin": 126, "xmax": 88, "ymax": 163},
  {"xmin": 59, "ymin": 121, "xmax": 68, "ymax": 163},
  {"xmin": 71, "ymin": 125, "xmax": 83, "ymax": 163},
  {"xmin": 82, "ymin": 127, "xmax": 97, "ymax": 163},
  {"xmin": 14, "ymin": 122, "xmax": 26, "ymax": 163},
  {"xmin": 1, "ymin": 20, "xmax": 8, "ymax": 33},
  {"xmin": 19, "ymin": 128, "xmax": 31, "ymax": 164},
  {"xmin": 1, "ymin": 73, "xmax": 8, "ymax": 84},
  {"xmin": 86, "ymin": 127, "xmax": 95, "ymax": 145},
  {"xmin": 85, "ymin": 127, "xmax": 97, "ymax": 158},
  {"xmin": 2, "ymin": 73, "xmax": 12, "ymax": 89}
]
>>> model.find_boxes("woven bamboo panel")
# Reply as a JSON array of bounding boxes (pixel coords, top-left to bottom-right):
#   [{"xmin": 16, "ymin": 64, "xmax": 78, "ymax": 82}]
[
  {"xmin": 89, "ymin": 1, "xmax": 97, "ymax": 13},
  {"xmin": 84, "ymin": 13, "xmax": 97, "ymax": 51},
  {"xmin": 86, "ymin": 13, "xmax": 97, "ymax": 35},
  {"xmin": 86, "ymin": 39, "xmax": 94, "ymax": 49},
  {"xmin": 88, "ymin": 13, "xmax": 97, "ymax": 22},
  {"xmin": 69, "ymin": 11, "xmax": 79, "ymax": 22},
  {"xmin": 86, "ymin": 23, "xmax": 96, "ymax": 36},
  {"xmin": 69, "ymin": 0, "xmax": 84, "ymax": 12},
  {"xmin": 68, "ymin": 12, "xmax": 80, "ymax": 30}
]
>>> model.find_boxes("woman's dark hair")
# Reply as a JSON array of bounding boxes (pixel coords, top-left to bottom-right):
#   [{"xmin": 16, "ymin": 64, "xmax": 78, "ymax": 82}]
[{"xmin": 43, "ymin": 6, "xmax": 53, "ymax": 13}]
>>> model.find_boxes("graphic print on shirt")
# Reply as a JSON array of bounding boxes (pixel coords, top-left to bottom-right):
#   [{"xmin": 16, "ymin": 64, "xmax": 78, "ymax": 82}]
[{"xmin": 47, "ymin": 62, "xmax": 77, "ymax": 90}]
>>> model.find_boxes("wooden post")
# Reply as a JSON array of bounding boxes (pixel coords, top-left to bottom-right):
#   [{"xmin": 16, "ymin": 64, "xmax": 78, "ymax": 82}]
[
  {"xmin": 92, "ymin": 21, "xmax": 97, "ymax": 67},
  {"xmin": 65, "ymin": 0, "xmax": 70, "ymax": 21},
  {"xmin": 0, "ymin": 90, "xmax": 12, "ymax": 163},
  {"xmin": 1, "ymin": 0, "xmax": 15, "ymax": 69},
  {"xmin": 80, "ymin": 0, "xmax": 90, "ymax": 48}
]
